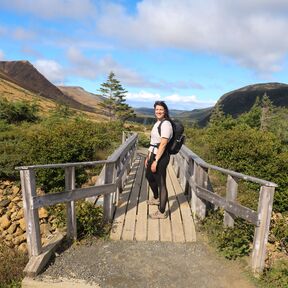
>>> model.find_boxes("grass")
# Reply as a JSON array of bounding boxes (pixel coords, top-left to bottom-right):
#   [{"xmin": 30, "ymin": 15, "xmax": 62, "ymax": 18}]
[{"xmin": 0, "ymin": 243, "xmax": 28, "ymax": 288}]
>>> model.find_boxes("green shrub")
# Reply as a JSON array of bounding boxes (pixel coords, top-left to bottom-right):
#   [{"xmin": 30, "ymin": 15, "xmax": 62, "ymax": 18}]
[
  {"xmin": 260, "ymin": 259, "xmax": 288, "ymax": 288},
  {"xmin": 0, "ymin": 118, "xmax": 123, "ymax": 191},
  {"xmin": 48, "ymin": 201, "xmax": 108, "ymax": 239},
  {"xmin": 0, "ymin": 98, "xmax": 39, "ymax": 124},
  {"xmin": 0, "ymin": 243, "xmax": 28, "ymax": 287},
  {"xmin": 200, "ymin": 210, "xmax": 254, "ymax": 260},
  {"xmin": 138, "ymin": 132, "xmax": 150, "ymax": 148}
]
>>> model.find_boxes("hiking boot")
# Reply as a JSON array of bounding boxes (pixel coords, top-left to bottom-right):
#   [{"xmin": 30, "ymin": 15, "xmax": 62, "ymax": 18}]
[
  {"xmin": 150, "ymin": 210, "xmax": 167, "ymax": 219},
  {"xmin": 147, "ymin": 198, "xmax": 160, "ymax": 205}
]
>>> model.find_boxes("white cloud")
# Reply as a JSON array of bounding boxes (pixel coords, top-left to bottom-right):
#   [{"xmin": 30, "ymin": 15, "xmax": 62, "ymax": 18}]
[
  {"xmin": 33, "ymin": 59, "xmax": 65, "ymax": 84},
  {"xmin": 126, "ymin": 91, "xmax": 216, "ymax": 109},
  {"xmin": 97, "ymin": 0, "xmax": 288, "ymax": 74},
  {"xmin": 0, "ymin": 50, "xmax": 4, "ymax": 60},
  {"xmin": 126, "ymin": 91, "xmax": 161, "ymax": 101},
  {"xmin": 0, "ymin": 0, "xmax": 97, "ymax": 20}
]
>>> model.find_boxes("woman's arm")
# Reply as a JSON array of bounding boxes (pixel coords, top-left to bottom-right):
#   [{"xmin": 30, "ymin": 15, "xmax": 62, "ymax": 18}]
[{"xmin": 151, "ymin": 137, "xmax": 169, "ymax": 172}]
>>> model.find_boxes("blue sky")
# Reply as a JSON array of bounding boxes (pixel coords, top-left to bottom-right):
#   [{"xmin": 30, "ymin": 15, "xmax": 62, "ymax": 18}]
[{"xmin": 1, "ymin": 0, "xmax": 288, "ymax": 110}]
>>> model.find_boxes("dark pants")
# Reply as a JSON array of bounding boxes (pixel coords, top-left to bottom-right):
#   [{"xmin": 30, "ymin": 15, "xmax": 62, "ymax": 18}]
[{"xmin": 145, "ymin": 151, "xmax": 170, "ymax": 213}]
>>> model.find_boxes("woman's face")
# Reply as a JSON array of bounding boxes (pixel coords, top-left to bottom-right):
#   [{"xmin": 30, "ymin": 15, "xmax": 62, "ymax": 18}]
[{"xmin": 155, "ymin": 105, "xmax": 165, "ymax": 120}]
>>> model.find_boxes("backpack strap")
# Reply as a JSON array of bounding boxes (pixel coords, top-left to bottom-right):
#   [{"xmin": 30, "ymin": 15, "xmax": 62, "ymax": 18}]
[{"xmin": 157, "ymin": 119, "xmax": 170, "ymax": 137}]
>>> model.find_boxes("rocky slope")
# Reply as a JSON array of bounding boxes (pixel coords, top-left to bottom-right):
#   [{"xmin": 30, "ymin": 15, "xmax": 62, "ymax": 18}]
[
  {"xmin": 0, "ymin": 61, "xmax": 95, "ymax": 113},
  {"xmin": 0, "ymin": 180, "xmax": 58, "ymax": 253}
]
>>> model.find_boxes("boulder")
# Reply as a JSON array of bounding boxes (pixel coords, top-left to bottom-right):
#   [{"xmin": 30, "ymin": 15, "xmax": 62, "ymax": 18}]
[
  {"xmin": 0, "ymin": 214, "xmax": 11, "ymax": 229},
  {"xmin": 7, "ymin": 222, "xmax": 17, "ymax": 234},
  {"xmin": 0, "ymin": 199, "xmax": 11, "ymax": 208},
  {"xmin": 18, "ymin": 219, "xmax": 26, "ymax": 231},
  {"xmin": 18, "ymin": 242, "xmax": 27, "ymax": 253},
  {"xmin": 39, "ymin": 207, "xmax": 48, "ymax": 219}
]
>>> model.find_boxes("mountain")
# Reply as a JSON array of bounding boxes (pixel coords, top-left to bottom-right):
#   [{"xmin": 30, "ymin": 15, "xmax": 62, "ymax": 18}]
[
  {"xmin": 218, "ymin": 82, "xmax": 288, "ymax": 117},
  {"xmin": 181, "ymin": 82, "xmax": 288, "ymax": 127},
  {"xmin": 58, "ymin": 86, "xmax": 105, "ymax": 114},
  {"xmin": 0, "ymin": 61, "xmax": 95, "ymax": 113}
]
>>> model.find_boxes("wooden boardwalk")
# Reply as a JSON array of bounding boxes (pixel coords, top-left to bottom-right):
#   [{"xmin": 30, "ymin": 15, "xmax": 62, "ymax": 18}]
[{"xmin": 110, "ymin": 154, "xmax": 197, "ymax": 242}]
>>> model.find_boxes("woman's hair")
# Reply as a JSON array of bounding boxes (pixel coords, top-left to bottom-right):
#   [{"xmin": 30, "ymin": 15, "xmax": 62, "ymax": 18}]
[{"xmin": 154, "ymin": 101, "xmax": 170, "ymax": 119}]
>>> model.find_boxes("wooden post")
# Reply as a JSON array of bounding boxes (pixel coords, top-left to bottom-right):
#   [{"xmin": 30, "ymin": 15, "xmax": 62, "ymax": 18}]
[
  {"xmin": 122, "ymin": 131, "xmax": 126, "ymax": 144},
  {"xmin": 20, "ymin": 169, "xmax": 41, "ymax": 257},
  {"xmin": 174, "ymin": 154, "xmax": 180, "ymax": 177},
  {"xmin": 181, "ymin": 158, "xmax": 189, "ymax": 195},
  {"xmin": 65, "ymin": 167, "xmax": 77, "ymax": 242},
  {"xmin": 224, "ymin": 175, "xmax": 238, "ymax": 227},
  {"xmin": 104, "ymin": 162, "xmax": 116, "ymax": 222},
  {"xmin": 190, "ymin": 160, "xmax": 197, "ymax": 216},
  {"xmin": 195, "ymin": 165, "xmax": 208, "ymax": 220},
  {"xmin": 251, "ymin": 185, "xmax": 275, "ymax": 274}
]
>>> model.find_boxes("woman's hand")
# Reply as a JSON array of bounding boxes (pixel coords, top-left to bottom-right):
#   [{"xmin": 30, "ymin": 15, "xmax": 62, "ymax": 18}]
[
  {"xmin": 144, "ymin": 157, "xmax": 148, "ymax": 168},
  {"xmin": 151, "ymin": 161, "xmax": 157, "ymax": 173}
]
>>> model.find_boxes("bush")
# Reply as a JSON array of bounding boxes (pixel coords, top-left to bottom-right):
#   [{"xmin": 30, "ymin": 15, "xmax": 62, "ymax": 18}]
[
  {"xmin": 0, "ymin": 118, "xmax": 123, "ymax": 191},
  {"xmin": 48, "ymin": 201, "xmax": 108, "ymax": 239},
  {"xmin": 138, "ymin": 132, "xmax": 150, "ymax": 148},
  {"xmin": 0, "ymin": 98, "xmax": 39, "ymax": 124},
  {"xmin": 260, "ymin": 259, "xmax": 288, "ymax": 288},
  {"xmin": 200, "ymin": 210, "xmax": 254, "ymax": 260},
  {"xmin": 0, "ymin": 243, "xmax": 28, "ymax": 287}
]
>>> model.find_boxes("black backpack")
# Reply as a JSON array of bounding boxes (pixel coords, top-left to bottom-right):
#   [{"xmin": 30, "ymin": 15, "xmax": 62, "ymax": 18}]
[{"xmin": 158, "ymin": 119, "xmax": 185, "ymax": 155}]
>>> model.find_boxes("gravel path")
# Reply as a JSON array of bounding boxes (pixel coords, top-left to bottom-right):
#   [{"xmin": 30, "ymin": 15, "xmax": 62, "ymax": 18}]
[{"xmin": 39, "ymin": 239, "xmax": 256, "ymax": 288}]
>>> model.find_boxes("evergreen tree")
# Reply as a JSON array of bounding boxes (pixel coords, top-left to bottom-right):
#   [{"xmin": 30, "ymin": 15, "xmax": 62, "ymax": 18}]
[
  {"xmin": 98, "ymin": 72, "xmax": 134, "ymax": 122},
  {"xmin": 260, "ymin": 93, "xmax": 273, "ymax": 131},
  {"xmin": 209, "ymin": 102, "xmax": 225, "ymax": 125}
]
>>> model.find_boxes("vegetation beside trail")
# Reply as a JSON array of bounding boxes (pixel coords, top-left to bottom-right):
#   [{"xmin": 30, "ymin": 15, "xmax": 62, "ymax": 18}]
[{"xmin": 185, "ymin": 96, "xmax": 288, "ymax": 287}]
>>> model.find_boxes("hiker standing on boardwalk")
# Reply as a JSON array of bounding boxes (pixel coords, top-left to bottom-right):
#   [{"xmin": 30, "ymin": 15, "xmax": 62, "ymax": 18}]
[{"xmin": 145, "ymin": 101, "xmax": 173, "ymax": 219}]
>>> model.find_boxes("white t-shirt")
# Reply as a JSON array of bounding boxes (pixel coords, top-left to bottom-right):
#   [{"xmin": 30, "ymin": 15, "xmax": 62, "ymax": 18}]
[{"xmin": 149, "ymin": 120, "xmax": 173, "ymax": 154}]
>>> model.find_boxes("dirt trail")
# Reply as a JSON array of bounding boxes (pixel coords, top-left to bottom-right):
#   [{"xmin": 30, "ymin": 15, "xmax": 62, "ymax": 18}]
[{"xmin": 38, "ymin": 239, "xmax": 256, "ymax": 288}]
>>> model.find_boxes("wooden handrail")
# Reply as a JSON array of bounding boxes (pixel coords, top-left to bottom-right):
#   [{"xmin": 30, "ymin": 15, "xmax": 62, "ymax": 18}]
[
  {"xmin": 17, "ymin": 133, "xmax": 138, "ymax": 277},
  {"xmin": 172, "ymin": 144, "xmax": 277, "ymax": 275}
]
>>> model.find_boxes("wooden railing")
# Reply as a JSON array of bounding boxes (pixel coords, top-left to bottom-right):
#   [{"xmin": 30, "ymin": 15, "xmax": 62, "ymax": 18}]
[
  {"xmin": 171, "ymin": 145, "xmax": 277, "ymax": 274},
  {"xmin": 16, "ymin": 133, "xmax": 138, "ymax": 276}
]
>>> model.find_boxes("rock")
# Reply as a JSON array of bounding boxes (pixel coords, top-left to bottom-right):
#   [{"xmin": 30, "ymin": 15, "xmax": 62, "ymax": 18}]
[
  {"xmin": 5, "ymin": 234, "xmax": 13, "ymax": 241},
  {"xmin": 12, "ymin": 196, "xmax": 21, "ymax": 202},
  {"xmin": 0, "ymin": 214, "xmax": 11, "ymax": 229},
  {"xmin": 0, "ymin": 199, "xmax": 11, "ymax": 208},
  {"xmin": 18, "ymin": 242, "xmax": 27, "ymax": 253},
  {"xmin": 8, "ymin": 202, "xmax": 14, "ymax": 209},
  {"xmin": 7, "ymin": 222, "xmax": 17, "ymax": 234},
  {"xmin": 40, "ymin": 223, "xmax": 52, "ymax": 235},
  {"xmin": 18, "ymin": 219, "xmax": 26, "ymax": 231},
  {"xmin": 14, "ymin": 227, "xmax": 24, "ymax": 237},
  {"xmin": 1, "ymin": 180, "xmax": 11, "ymax": 188},
  {"xmin": 12, "ymin": 186, "xmax": 20, "ymax": 194},
  {"xmin": 13, "ymin": 233, "xmax": 26, "ymax": 245},
  {"xmin": 39, "ymin": 207, "xmax": 48, "ymax": 219}
]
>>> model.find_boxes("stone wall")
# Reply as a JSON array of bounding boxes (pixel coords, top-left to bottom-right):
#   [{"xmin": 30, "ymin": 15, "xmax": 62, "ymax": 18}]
[{"xmin": 0, "ymin": 180, "xmax": 57, "ymax": 253}]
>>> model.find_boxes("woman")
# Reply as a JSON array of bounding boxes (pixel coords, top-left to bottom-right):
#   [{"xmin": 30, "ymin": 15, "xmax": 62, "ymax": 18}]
[{"xmin": 145, "ymin": 101, "xmax": 173, "ymax": 219}]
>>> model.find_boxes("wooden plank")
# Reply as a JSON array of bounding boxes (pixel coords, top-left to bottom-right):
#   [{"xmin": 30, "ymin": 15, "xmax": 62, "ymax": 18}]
[
  {"xmin": 168, "ymin": 165, "xmax": 196, "ymax": 242},
  {"xmin": 251, "ymin": 186, "xmax": 275, "ymax": 274},
  {"xmin": 147, "ymin": 187, "xmax": 159, "ymax": 241},
  {"xmin": 196, "ymin": 186, "xmax": 259, "ymax": 225},
  {"xmin": 65, "ymin": 167, "xmax": 77, "ymax": 242},
  {"xmin": 24, "ymin": 232, "xmax": 64, "ymax": 277},
  {"xmin": 166, "ymin": 165, "xmax": 185, "ymax": 243},
  {"xmin": 110, "ymin": 159, "xmax": 140, "ymax": 240},
  {"xmin": 32, "ymin": 183, "xmax": 116, "ymax": 209},
  {"xmin": 159, "ymin": 205, "xmax": 172, "ymax": 242},
  {"xmin": 134, "ymin": 162, "xmax": 148, "ymax": 241},
  {"xmin": 20, "ymin": 170, "xmax": 42, "ymax": 257},
  {"xmin": 122, "ymin": 157, "xmax": 145, "ymax": 240},
  {"xmin": 224, "ymin": 175, "xmax": 238, "ymax": 227}
]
